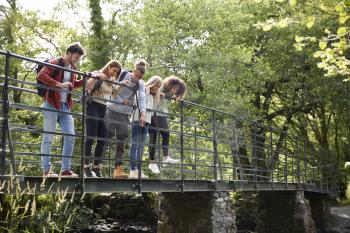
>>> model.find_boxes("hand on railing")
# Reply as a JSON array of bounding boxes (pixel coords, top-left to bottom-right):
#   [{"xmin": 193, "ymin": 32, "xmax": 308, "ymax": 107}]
[
  {"xmin": 98, "ymin": 73, "xmax": 108, "ymax": 80},
  {"xmin": 140, "ymin": 112, "xmax": 146, "ymax": 127},
  {"xmin": 57, "ymin": 82, "xmax": 72, "ymax": 89}
]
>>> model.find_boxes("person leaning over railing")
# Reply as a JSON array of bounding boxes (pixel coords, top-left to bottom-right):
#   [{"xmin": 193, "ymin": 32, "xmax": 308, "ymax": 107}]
[
  {"xmin": 105, "ymin": 59, "xmax": 147, "ymax": 179},
  {"xmin": 128, "ymin": 75, "xmax": 162, "ymax": 179},
  {"xmin": 83, "ymin": 60, "xmax": 122, "ymax": 178},
  {"xmin": 37, "ymin": 42, "xmax": 84, "ymax": 177},
  {"xmin": 148, "ymin": 76, "xmax": 187, "ymax": 173}
]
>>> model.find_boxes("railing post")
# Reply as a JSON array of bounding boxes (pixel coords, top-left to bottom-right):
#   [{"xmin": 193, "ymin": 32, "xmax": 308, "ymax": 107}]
[
  {"xmin": 253, "ymin": 122, "xmax": 258, "ymax": 183},
  {"xmin": 269, "ymin": 126, "xmax": 274, "ymax": 189},
  {"xmin": 212, "ymin": 110, "xmax": 218, "ymax": 181},
  {"xmin": 1, "ymin": 51, "xmax": 10, "ymax": 175},
  {"xmin": 311, "ymin": 147, "xmax": 316, "ymax": 191},
  {"xmin": 232, "ymin": 118, "xmax": 236, "ymax": 180},
  {"xmin": 303, "ymin": 140, "xmax": 307, "ymax": 184},
  {"xmin": 232, "ymin": 117, "xmax": 244, "ymax": 181},
  {"xmin": 137, "ymin": 124, "xmax": 142, "ymax": 194},
  {"xmin": 180, "ymin": 100, "xmax": 184, "ymax": 192},
  {"xmin": 284, "ymin": 133, "xmax": 288, "ymax": 189},
  {"xmin": 296, "ymin": 141, "xmax": 301, "ymax": 188},
  {"xmin": 194, "ymin": 120, "xmax": 198, "ymax": 180},
  {"xmin": 80, "ymin": 73, "xmax": 88, "ymax": 193},
  {"xmin": 317, "ymin": 148, "xmax": 323, "ymax": 189}
]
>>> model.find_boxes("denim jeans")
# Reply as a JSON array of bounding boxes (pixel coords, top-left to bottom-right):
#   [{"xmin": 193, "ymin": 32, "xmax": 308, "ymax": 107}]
[
  {"xmin": 129, "ymin": 122, "xmax": 148, "ymax": 171},
  {"xmin": 41, "ymin": 102, "xmax": 75, "ymax": 172}
]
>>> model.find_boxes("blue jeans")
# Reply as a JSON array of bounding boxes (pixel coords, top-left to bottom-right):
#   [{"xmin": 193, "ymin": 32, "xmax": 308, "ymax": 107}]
[
  {"xmin": 129, "ymin": 123, "xmax": 148, "ymax": 171},
  {"xmin": 41, "ymin": 102, "xmax": 75, "ymax": 172}
]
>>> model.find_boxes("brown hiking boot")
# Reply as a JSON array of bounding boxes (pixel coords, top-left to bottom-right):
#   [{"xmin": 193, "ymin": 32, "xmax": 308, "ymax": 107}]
[{"xmin": 113, "ymin": 165, "xmax": 128, "ymax": 179}]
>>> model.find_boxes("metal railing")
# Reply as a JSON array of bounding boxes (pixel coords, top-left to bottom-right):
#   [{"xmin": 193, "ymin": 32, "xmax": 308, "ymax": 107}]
[{"xmin": 0, "ymin": 50, "xmax": 341, "ymax": 194}]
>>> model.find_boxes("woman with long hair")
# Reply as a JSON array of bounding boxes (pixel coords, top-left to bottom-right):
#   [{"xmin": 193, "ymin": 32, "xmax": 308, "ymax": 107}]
[
  {"xmin": 148, "ymin": 76, "xmax": 187, "ymax": 173},
  {"xmin": 84, "ymin": 60, "xmax": 122, "ymax": 177}
]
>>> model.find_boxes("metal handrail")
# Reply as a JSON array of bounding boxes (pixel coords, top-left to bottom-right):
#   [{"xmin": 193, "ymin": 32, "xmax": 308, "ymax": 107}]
[{"xmin": 0, "ymin": 50, "xmax": 341, "ymax": 194}]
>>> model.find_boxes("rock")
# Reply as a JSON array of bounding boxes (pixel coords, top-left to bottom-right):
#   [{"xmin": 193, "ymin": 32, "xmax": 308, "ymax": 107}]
[
  {"xmin": 158, "ymin": 192, "xmax": 236, "ymax": 233},
  {"xmin": 256, "ymin": 191, "xmax": 316, "ymax": 233},
  {"xmin": 100, "ymin": 204, "xmax": 110, "ymax": 218}
]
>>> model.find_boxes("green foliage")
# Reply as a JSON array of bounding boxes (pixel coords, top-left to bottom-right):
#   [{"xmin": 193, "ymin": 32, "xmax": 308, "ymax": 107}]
[
  {"xmin": 254, "ymin": 0, "xmax": 350, "ymax": 78},
  {"xmin": 87, "ymin": 0, "xmax": 111, "ymax": 70},
  {"xmin": 0, "ymin": 0, "xmax": 348, "ymax": 188},
  {"xmin": 0, "ymin": 176, "xmax": 81, "ymax": 232}
]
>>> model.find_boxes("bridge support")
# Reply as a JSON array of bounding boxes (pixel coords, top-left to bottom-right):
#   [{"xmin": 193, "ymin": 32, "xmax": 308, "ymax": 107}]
[
  {"xmin": 157, "ymin": 192, "xmax": 236, "ymax": 233},
  {"xmin": 256, "ymin": 191, "xmax": 316, "ymax": 233},
  {"xmin": 304, "ymin": 192, "xmax": 334, "ymax": 232}
]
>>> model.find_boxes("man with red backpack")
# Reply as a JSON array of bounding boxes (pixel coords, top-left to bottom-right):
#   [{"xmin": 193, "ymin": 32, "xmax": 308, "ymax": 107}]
[{"xmin": 37, "ymin": 42, "xmax": 84, "ymax": 177}]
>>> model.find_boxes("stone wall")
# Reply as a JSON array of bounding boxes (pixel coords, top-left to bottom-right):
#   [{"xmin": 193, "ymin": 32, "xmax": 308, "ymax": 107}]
[
  {"xmin": 304, "ymin": 193, "xmax": 335, "ymax": 233},
  {"xmin": 256, "ymin": 191, "xmax": 316, "ymax": 233},
  {"xmin": 158, "ymin": 192, "xmax": 236, "ymax": 233}
]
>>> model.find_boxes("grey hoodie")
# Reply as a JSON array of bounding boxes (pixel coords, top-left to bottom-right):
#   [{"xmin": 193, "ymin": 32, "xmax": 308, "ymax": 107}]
[{"xmin": 107, "ymin": 72, "xmax": 146, "ymax": 115}]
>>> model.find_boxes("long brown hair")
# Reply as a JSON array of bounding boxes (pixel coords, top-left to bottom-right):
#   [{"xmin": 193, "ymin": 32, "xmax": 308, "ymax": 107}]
[
  {"xmin": 161, "ymin": 75, "xmax": 187, "ymax": 99},
  {"xmin": 100, "ymin": 60, "xmax": 122, "ymax": 78}
]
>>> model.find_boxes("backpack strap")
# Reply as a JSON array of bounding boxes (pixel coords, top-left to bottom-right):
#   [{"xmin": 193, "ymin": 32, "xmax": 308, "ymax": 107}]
[
  {"xmin": 51, "ymin": 57, "xmax": 65, "ymax": 80},
  {"xmin": 90, "ymin": 79, "xmax": 103, "ymax": 95},
  {"xmin": 118, "ymin": 69, "xmax": 132, "ymax": 82}
]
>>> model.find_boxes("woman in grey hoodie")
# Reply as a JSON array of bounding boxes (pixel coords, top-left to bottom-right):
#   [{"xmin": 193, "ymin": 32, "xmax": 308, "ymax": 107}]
[{"xmin": 105, "ymin": 60, "xmax": 147, "ymax": 178}]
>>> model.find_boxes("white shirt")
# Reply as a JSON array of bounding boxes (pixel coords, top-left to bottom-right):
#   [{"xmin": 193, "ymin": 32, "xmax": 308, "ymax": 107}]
[{"xmin": 60, "ymin": 64, "xmax": 71, "ymax": 103}]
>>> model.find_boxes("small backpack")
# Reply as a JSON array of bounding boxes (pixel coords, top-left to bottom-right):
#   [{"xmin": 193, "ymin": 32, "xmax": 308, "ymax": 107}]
[
  {"xmin": 85, "ymin": 76, "xmax": 103, "ymax": 105},
  {"xmin": 118, "ymin": 69, "xmax": 132, "ymax": 82},
  {"xmin": 36, "ymin": 58, "xmax": 64, "ymax": 97}
]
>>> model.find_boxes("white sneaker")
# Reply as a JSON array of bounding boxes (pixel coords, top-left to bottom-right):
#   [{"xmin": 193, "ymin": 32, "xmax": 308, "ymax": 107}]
[
  {"xmin": 149, "ymin": 163, "xmax": 160, "ymax": 174},
  {"xmin": 129, "ymin": 170, "xmax": 138, "ymax": 179},
  {"xmin": 43, "ymin": 169, "xmax": 58, "ymax": 178},
  {"xmin": 163, "ymin": 156, "xmax": 180, "ymax": 164},
  {"xmin": 129, "ymin": 170, "xmax": 149, "ymax": 179},
  {"xmin": 140, "ymin": 170, "xmax": 149, "ymax": 179}
]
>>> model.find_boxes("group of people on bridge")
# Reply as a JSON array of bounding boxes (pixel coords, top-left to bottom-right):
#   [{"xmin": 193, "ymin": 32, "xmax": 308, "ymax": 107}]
[{"xmin": 37, "ymin": 42, "xmax": 187, "ymax": 179}]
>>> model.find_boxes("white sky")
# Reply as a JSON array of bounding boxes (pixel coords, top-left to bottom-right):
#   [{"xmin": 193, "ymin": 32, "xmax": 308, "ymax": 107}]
[
  {"xmin": 0, "ymin": 0, "xmax": 60, "ymax": 17},
  {"xmin": 18, "ymin": 0, "xmax": 60, "ymax": 13},
  {"xmin": 0, "ymin": 0, "xmax": 103, "ymax": 29}
]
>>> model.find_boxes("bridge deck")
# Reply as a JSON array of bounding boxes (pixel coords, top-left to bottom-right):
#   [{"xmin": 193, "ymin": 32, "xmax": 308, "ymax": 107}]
[{"xmin": 0, "ymin": 175, "xmax": 334, "ymax": 195}]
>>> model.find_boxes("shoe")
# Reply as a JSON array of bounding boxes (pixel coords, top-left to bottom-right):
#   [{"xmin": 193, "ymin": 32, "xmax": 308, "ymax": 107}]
[
  {"xmin": 163, "ymin": 156, "xmax": 179, "ymax": 164},
  {"xmin": 129, "ymin": 170, "xmax": 138, "ymax": 179},
  {"xmin": 43, "ymin": 169, "xmax": 58, "ymax": 177},
  {"xmin": 113, "ymin": 166, "xmax": 128, "ymax": 179},
  {"xmin": 140, "ymin": 170, "xmax": 149, "ymax": 179},
  {"xmin": 84, "ymin": 167, "xmax": 97, "ymax": 178},
  {"xmin": 61, "ymin": 170, "xmax": 79, "ymax": 177},
  {"xmin": 148, "ymin": 162, "xmax": 160, "ymax": 174},
  {"xmin": 92, "ymin": 166, "xmax": 103, "ymax": 178},
  {"xmin": 129, "ymin": 170, "xmax": 149, "ymax": 179}
]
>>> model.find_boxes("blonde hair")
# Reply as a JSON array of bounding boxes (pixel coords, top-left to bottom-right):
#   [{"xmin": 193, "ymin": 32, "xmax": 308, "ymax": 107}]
[
  {"xmin": 100, "ymin": 60, "xmax": 122, "ymax": 77},
  {"xmin": 146, "ymin": 75, "xmax": 162, "ymax": 105},
  {"xmin": 145, "ymin": 75, "xmax": 162, "ymax": 88}
]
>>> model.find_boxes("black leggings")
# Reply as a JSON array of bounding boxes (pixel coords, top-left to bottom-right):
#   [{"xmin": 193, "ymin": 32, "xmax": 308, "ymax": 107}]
[
  {"xmin": 84, "ymin": 101, "xmax": 107, "ymax": 165},
  {"xmin": 148, "ymin": 115, "xmax": 169, "ymax": 160}
]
